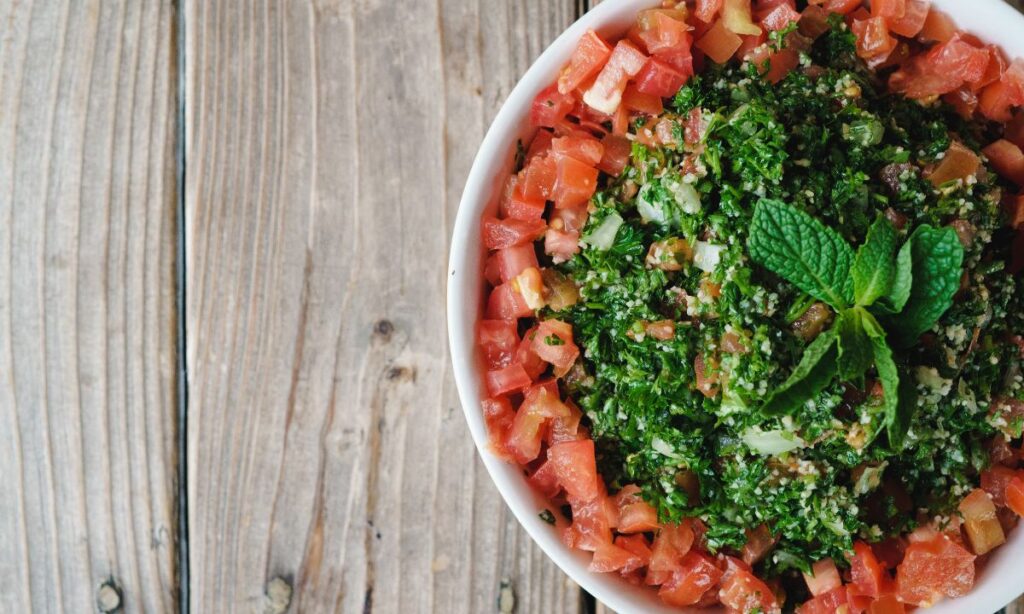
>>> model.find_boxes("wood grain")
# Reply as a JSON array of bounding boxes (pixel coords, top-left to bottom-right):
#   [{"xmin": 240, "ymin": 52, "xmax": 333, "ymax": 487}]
[
  {"xmin": 184, "ymin": 0, "xmax": 583, "ymax": 612},
  {"xmin": 0, "ymin": 1, "xmax": 180, "ymax": 612}
]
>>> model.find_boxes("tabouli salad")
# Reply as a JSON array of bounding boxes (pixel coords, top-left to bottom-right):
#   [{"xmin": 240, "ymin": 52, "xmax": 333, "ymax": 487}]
[{"xmin": 476, "ymin": 0, "xmax": 1024, "ymax": 611}]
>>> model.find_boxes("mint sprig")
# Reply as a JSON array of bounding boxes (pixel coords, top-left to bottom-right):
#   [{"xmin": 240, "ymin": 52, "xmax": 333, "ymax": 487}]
[{"xmin": 748, "ymin": 203, "xmax": 965, "ymax": 449}]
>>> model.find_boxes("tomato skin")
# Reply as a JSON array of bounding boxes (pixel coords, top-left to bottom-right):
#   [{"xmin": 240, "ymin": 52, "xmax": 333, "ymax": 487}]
[
  {"xmin": 983, "ymin": 139, "xmax": 1024, "ymax": 186},
  {"xmin": 1008, "ymin": 476, "xmax": 1024, "ymax": 517},
  {"xmin": 696, "ymin": 19, "xmax": 743, "ymax": 65},
  {"xmin": 597, "ymin": 134, "xmax": 631, "ymax": 176},
  {"xmin": 895, "ymin": 534, "xmax": 976, "ymax": 607},
  {"xmin": 486, "ymin": 282, "xmax": 533, "ymax": 320},
  {"xmin": 658, "ymin": 551, "xmax": 723, "ymax": 607},
  {"xmin": 531, "ymin": 84, "xmax": 576, "ymax": 128},
  {"xmin": 796, "ymin": 586, "xmax": 847, "ymax": 614},
  {"xmin": 559, "ymin": 30, "xmax": 613, "ymax": 95},
  {"xmin": 486, "ymin": 362, "xmax": 532, "ymax": 397},
  {"xmin": 478, "ymin": 319, "xmax": 519, "ymax": 369},
  {"xmin": 850, "ymin": 541, "xmax": 887, "ymax": 598},
  {"xmin": 634, "ymin": 58, "xmax": 691, "ymax": 98}
]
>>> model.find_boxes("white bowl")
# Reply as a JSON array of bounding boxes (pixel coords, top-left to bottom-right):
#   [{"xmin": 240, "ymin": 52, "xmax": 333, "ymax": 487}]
[{"xmin": 446, "ymin": 2, "xmax": 1024, "ymax": 612}]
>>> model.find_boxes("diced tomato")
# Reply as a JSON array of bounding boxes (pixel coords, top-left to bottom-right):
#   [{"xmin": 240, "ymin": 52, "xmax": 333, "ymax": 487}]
[
  {"xmin": 494, "ymin": 245, "xmax": 539, "ymax": 283},
  {"xmin": 566, "ymin": 490, "xmax": 615, "ymax": 551},
  {"xmin": 694, "ymin": 353, "xmax": 720, "ymax": 398},
  {"xmin": 503, "ymin": 186, "xmax": 546, "ymax": 221},
  {"xmin": 515, "ymin": 327, "xmax": 547, "ymax": 380},
  {"xmin": 519, "ymin": 154, "xmax": 557, "ymax": 200},
  {"xmin": 741, "ymin": 525, "xmax": 777, "ymax": 566},
  {"xmin": 798, "ymin": 5, "xmax": 832, "ymax": 39},
  {"xmin": 528, "ymin": 458, "xmax": 561, "ymax": 498},
  {"xmin": 960, "ymin": 488, "xmax": 1006, "ymax": 555},
  {"xmin": 658, "ymin": 552, "xmax": 723, "ymax": 607},
  {"xmin": 1008, "ymin": 476, "xmax": 1024, "ymax": 517},
  {"xmin": 590, "ymin": 540, "xmax": 643, "ymax": 573},
  {"xmin": 722, "ymin": 0, "xmax": 762, "ymax": 36},
  {"xmin": 597, "ymin": 134, "xmax": 631, "ymax": 176},
  {"xmin": 852, "ymin": 17, "xmax": 896, "ymax": 60},
  {"xmin": 615, "ymin": 534, "xmax": 653, "ymax": 570},
  {"xmin": 918, "ymin": 7, "xmax": 956, "ymax": 43},
  {"xmin": 736, "ymin": 31, "xmax": 767, "ymax": 61},
  {"xmin": 552, "ymin": 135, "xmax": 604, "ymax": 166},
  {"xmin": 551, "ymin": 203, "xmax": 588, "ymax": 233},
  {"xmin": 719, "ymin": 566, "xmax": 781, "ymax": 614},
  {"xmin": 944, "ymin": 87, "xmax": 979, "ymax": 119},
  {"xmin": 486, "ymin": 282, "xmax": 532, "ymax": 320},
  {"xmin": 482, "ymin": 397, "xmax": 515, "ymax": 459},
  {"xmin": 758, "ymin": 3, "xmax": 800, "ymax": 31},
  {"xmin": 971, "ymin": 45, "xmax": 1008, "ymax": 92},
  {"xmin": 803, "ymin": 558, "xmax": 842, "ymax": 597},
  {"xmin": 850, "ymin": 541, "xmax": 887, "ymax": 599},
  {"xmin": 895, "ymin": 534, "xmax": 976, "ymax": 607},
  {"xmin": 984, "ymin": 140, "xmax": 1024, "ymax": 188},
  {"xmin": 532, "ymin": 319, "xmax": 580, "ymax": 375},
  {"xmin": 927, "ymin": 141, "xmax": 980, "ymax": 186},
  {"xmin": 867, "ymin": 593, "xmax": 906, "ymax": 614},
  {"xmin": 531, "ymin": 84, "xmax": 576, "ymax": 128},
  {"xmin": 887, "ymin": 0, "xmax": 927, "ymax": 36},
  {"xmin": 696, "ymin": 0, "xmax": 724, "ymax": 23},
  {"xmin": 544, "ymin": 229, "xmax": 580, "ymax": 264},
  {"xmin": 482, "ymin": 216, "xmax": 546, "ymax": 250},
  {"xmin": 634, "ymin": 58, "xmax": 691, "ymax": 98},
  {"xmin": 696, "ymin": 19, "xmax": 743, "ymax": 65},
  {"xmin": 650, "ymin": 522, "xmax": 695, "ymax": 572},
  {"xmin": 636, "ymin": 9, "xmax": 691, "ymax": 55},
  {"xmin": 749, "ymin": 46, "xmax": 799, "ymax": 84},
  {"xmin": 621, "ymin": 84, "xmax": 664, "ymax": 115},
  {"xmin": 478, "ymin": 319, "xmax": 519, "ymax": 368},
  {"xmin": 486, "ymin": 362, "xmax": 531, "ymax": 397},
  {"xmin": 891, "ymin": 35, "xmax": 990, "ymax": 99},
  {"xmin": 582, "ymin": 40, "xmax": 648, "ymax": 115},
  {"xmin": 559, "ymin": 30, "xmax": 613, "ymax": 95},
  {"xmin": 871, "ymin": 0, "xmax": 904, "ymax": 19},
  {"xmin": 549, "ymin": 397, "xmax": 585, "ymax": 444},
  {"xmin": 483, "ymin": 252, "xmax": 502, "ymax": 287},
  {"xmin": 551, "ymin": 154, "xmax": 599, "ymax": 209},
  {"xmin": 613, "ymin": 485, "xmax": 661, "ymax": 534},
  {"xmin": 982, "ymin": 465, "xmax": 1021, "ymax": 507},
  {"xmin": 796, "ymin": 586, "xmax": 847, "ymax": 614},
  {"xmin": 871, "ymin": 537, "xmax": 907, "ymax": 570},
  {"xmin": 511, "ymin": 267, "xmax": 545, "ymax": 310},
  {"xmin": 526, "ymin": 128, "xmax": 554, "ymax": 161}
]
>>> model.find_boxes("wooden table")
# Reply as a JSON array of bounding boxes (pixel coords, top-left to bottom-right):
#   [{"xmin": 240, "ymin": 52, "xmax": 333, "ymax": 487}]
[{"xmin": 0, "ymin": 1, "xmax": 1021, "ymax": 612}]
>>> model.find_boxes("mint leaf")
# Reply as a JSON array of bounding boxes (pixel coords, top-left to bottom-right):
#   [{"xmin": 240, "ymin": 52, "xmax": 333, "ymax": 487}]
[
  {"xmin": 852, "ymin": 216, "xmax": 897, "ymax": 307},
  {"xmin": 888, "ymin": 225, "xmax": 964, "ymax": 347},
  {"xmin": 761, "ymin": 326, "xmax": 840, "ymax": 416},
  {"xmin": 837, "ymin": 308, "xmax": 872, "ymax": 383},
  {"xmin": 873, "ymin": 241, "xmax": 912, "ymax": 315},
  {"xmin": 861, "ymin": 312, "xmax": 902, "ymax": 446},
  {"xmin": 748, "ymin": 200, "xmax": 855, "ymax": 310}
]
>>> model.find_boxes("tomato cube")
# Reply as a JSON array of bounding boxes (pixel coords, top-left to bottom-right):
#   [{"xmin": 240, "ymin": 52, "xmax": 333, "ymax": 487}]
[
  {"xmin": 758, "ymin": 3, "xmax": 800, "ymax": 31},
  {"xmin": 824, "ymin": 0, "xmax": 863, "ymax": 15},
  {"xmin": 982, "ymin": 465, "xmax": 1021, "ymax": 507},
  {"xmin": 984, "ymin": 139, "xmax": 1024, "ymax": 186},
  {"xmin": 1008, "ymin": 476, "xmax": 1024, "ymax": 517},
  {"xmin": 548, "ymin": 439, "xmax": 600, "ymax": 502},
  {"xmin": 796, "ymin": 586, "xmax": 847, "ymax": 614},
  {"xmin": 959, "ymin": 488, "xmax": 1006, "ymax": 555},
  {"xmin": 719, "ymin": 566, "xmax": 780, "ymax": 614},
  {"xmin": 895, "ymin": 534, "xmax": 976, "ymax": 607},
  {"xmin": 486, "ymin": 362, "xmax": 531, "ymax": 397},
  {"xmin": 531, "ymin": 84, "xmax": 576, "ymax": 128},
  {"xmin": 927, "ymin": 141, "xmax": 980, "ymax": 186},
  {"xmin": 615, "ymin": 534, "xmax": 653, "ymax": 570},
  {"xmin": 634, "ymin": 58, "xmax": 691, "ymax": 98},
  {"xmin": 482, "ymin": 216, "xmax": 547, "ymax": 250},
  {"xmin": 696, "ymin": 19, "xmax": 743, "ymax": 65},
  {"xmin": 658, "ymin": 552, "xmax": 723, "ymax": 607},
  {"xmin": 582, "ymin": 40, "xmax": 648, "ymax": 114},
  {"xmin": 590, "ymin": 540, "xmax": 643, "ymax": 573},
  {"xmin": 494, "ymin": 244, "xmax": 539, "ymax": 283},
  {"xmin": 503, "ymin": 186, "xmax": 546, "ymax": 221},
  {"xmin": 870, "ymin": 0, "xmax": 904, "ymax": 19},
  {"xmin": 887, "ymin": 0, "xmax": 928, "ymax": 37},
  {"xmin": 622, "ymin": 84, "xmax": 664, "ymax": 115},
  {"xmin": 613, "ymin": 485, "xmax": 661, "ymax": 534},
  {"xmin": 486, "ymin": 281, "xmax": 532, "ymax": 320},
  {"xmin": 636, "ymin": 9, "xmax": 691, "ymax": 55},
  {"xmin": 850, "ymin": 541, "xmax": 888, "ymax": 598},
  {"xmin": 741, "ymin": 524, "xmax": 777, "ymax": 566},
  {"xmin": 551, "ymin": 154, "xmax": 599, "ymax": 209},
  {"xmin": 919, "ymin": 8, "xmax": 956, "ymax": 43},
  {"xmin": 597, "ymin": 134, "xmax": 632, "ymax": 176},
  {"xmin": 868, "ymin": 593, "xmax": 906, "ymax": 614},
  {"xmin": 532, "ymin": 319, "xmax": 580, "ymax": 375},
  {"xmin": 481, "ymin": 396, "xmax": 515, "ymax": 459},
  {"xmin": 650, "ymin": 522, "xmax": 696, "ymax": 572},
  {"xmin": 559, "ymin": 30, "xmax": 613, "ymax": 95},
  {"xmin": 527, "ymin": 458, "xmax": 561, "ymax": 498},
  {"xmin": 696, "ymin": 0, "xmax": 724, "ymax": 23},
  {"xmin": 519, "ymin": 154, "xmax": 557, "ymax": 200},
  {"xmin": 803, "ymin": 558, "xmax": 842, "ymax": 597},
  {"xmin": 478, "ymin": 319, "xmax": 519, "ymax": 368},
  {"xmin": 852, "ymin": 17, "xmax": 896, "ymax": 60}
]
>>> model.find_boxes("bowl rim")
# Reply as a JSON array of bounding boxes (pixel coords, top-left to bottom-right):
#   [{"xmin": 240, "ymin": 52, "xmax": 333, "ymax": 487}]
[{"xmin": 446, "ymin": 1, "xmax": 1024, "ymax": 612}]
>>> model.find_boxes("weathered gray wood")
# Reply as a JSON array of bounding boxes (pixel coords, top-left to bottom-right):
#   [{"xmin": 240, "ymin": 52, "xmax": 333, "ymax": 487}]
[
  {"xmin": 184, "ymin": 0, "xmax": 583, "ymax": 612},
  {"xmin": 0, "ymin": 1, "xmax": 181, "ymax": 612}
]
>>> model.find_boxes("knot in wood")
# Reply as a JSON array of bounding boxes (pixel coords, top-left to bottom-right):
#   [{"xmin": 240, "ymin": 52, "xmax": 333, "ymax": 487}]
[
  {"xmin": 373, "ymin": 319, "xmax": 394, "ymax": 340},
  {"xmin": 264, "ymin": 576, "xmax": 293, "ymax": 614},
  {"xmin": 96, "ymin": 580, "xmax": 122, "ymax": 612}
]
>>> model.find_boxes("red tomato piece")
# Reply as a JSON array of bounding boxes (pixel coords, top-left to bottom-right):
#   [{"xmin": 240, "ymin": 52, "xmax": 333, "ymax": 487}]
[
  {"xmin": 824, "ymin": 0, "xmax": 862, "ymax": 15},
  {"xmin": 850, "ymin": 541, "xmax": 887, "ymax": 598},
  {"xmin": 583, "ymin": 40, "xmax": 648, "ymax": 115},
  {"xmin": 503, "ymin": 186, "xmax": 546, "ymax": 221},
  {"xmin": 802, "ymin": 558, "xmax": 842, "ymax": 597},
  {"xmin": 532, "ymin": 319, "xmax": 580, "ymax": 375},
  {"xmin": 636, "ymin": 9, "xmax": 691, "ymax": 55},
  {"xmin": 984, "ymin": 139, "xmax": 1024, "ymax": 186},
  {"xmin": 615, "ymin": 534, "xmax": 653, "ymax": 570},
  {"xmin": 870, "ymin": 0, "xmax": 904, "ymax": 19},
  {"xmin": 590, "ymin": 540, "xmax": 643, "ymax": 573},
  {"xmin": 482, "ymin": 216, "xmax": 547, "ymax": 250},
  {"xmin": 597, "ymin": 134, "xmax": 631, "ymax": 176},
  {"xmin": 696, "ymin": 0, "xmax": 725, "ymax": 23},
  {"xmin": 525, "ymin": 128, "xmax": 554, "ymax": 161},
  {"xmin": 559, "ymin": 30, "xmax": 613, "ymax": 95},
  {"xmin": 483, "ymin": 252, "xmax": 502, "ymax": 287},
  {"xmin": 486, "ymin": 281, "xmax": 532, "ymax": 320},
  {"xmin": 1008, "ymin": 476, "xmax": 1024, "ymax": 517},
  {"xmin": 566, "ymin": 490, "xmax": 615, "ymax": 552},
  {"xmin": 741, "ymin": 525, "xmax": 777, "ymax": 566},
  {"xmin": 944, "ymin": 87, "xmax": 979, "ymax": 119},
  {"xmin": 694, "ymin": 353, "xmax": 720, "ymax": 398},
  {"xmin": 528, "ymin": 458, "xmax": 561, "ymax": 498},
  {"xmin": 658, "ymin": 552, "xmax": 723, "ymax": 607},
  {"xmin": 798, "ymin": 5, "xmax": 832, "ymax": 40},
  {"xmin": 544, "ymin": 228, "xmax": 580, "ymax": 264},
  {"xmin": 719, "ymin": 566, "xmax": 781, "ymax": 614},
  {"xmin": 478, "ymin": 319, "xmax": 519, "ymax": 368},
  {"xmin": 482, "ymin": 396, "xmax": 515, "ymax": 459},
  {"xmin": 549, "ymin": 398, "xmax": 585, "ymax": 445},
  {"xmin": 551, "ymin": 154, "xmax": 599, "ymax": 209},
  {"xmin": 519, "ymin": 154, "xmax": 557, "ymax": 200},
  {"xmin": 552, "ymin": 135, "xmax": 605, "ymax": 166},
  {"xmin": 887, "ymin": 0, "xmax": 928, "ymax": 37},
  {"xmin": 613, "ymin": 485, "xmax": 661, "ymax": 534},
  {"xmin": 515, "ymin": 327, "xmax": 547, "ymax": 380},
  {"xmin": 736, "ymin": 31, "xmax": 768, "ymax": 61},
  {"xmin": 851, "ymin": 17, "xmax": 896, "ymax": 60},
  {"xmin": 551, "ymin": 203, "xmax": 589, "ymax": 233},
  {"xmin": 621, "ymin": 84, "xmax": 664, "ymax": 115},
  {"xmin": 531, "ymin": 84, "xmax": 576, "ymax": 128},
  {"xmin": 895, "ymin": 534, "xmax": 976, "ymax": 607},
  {"xmin": 980, "ymin": 61, "xmax": 1024, "ymax": 123},
  {"xmin": 918, "ymin": 7, "xmax": 956, "ymax": 43},
  {"xmin": 867, "ymin": 593, "xmax": 906, "ymax": 614},
  {"xmin": 696, "ymin": 19, "xmax": 743, "ymax": 65},
  {"xmin": 495, "ymin": 245, "xmax": 539, "ymax": 283},
  {"xmin": 758, "ymin": 3, "xmax": 800, "ymax": 31},
  {"xmin": 796, "ymin": 586, "xmax": 847, "ymax": 614},
  {"xmin": 486, "ymin": 362, "xmax": 531, "ymax": 397},
  {"xmin": 649, "ymin": 522, "xmax": 695, "ymax": 572},
  {"xmin": 634, "ymin": 58, "xmax": 691, "ymax": 98},
  {"xmin": 548, "ymin": 438, "xmax": 601, "ymax": 502},
  {"xmin": 971, "ymin": 45, "xmax": 1008, "ymax": 92}
]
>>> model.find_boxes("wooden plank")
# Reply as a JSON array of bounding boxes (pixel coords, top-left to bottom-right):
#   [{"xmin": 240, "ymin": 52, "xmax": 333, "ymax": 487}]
[
  {"xmin": 185, "ymin": 0, "xmax": 582, "ymax": 612},
  {"xmin": 0, "ymin": 1, "xmax": 180, "ymax": 612}
]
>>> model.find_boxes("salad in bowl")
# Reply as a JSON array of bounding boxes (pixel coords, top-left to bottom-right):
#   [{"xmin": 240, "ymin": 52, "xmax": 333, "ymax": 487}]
[{"xmin": 449, "ymin": 0, "xmax": 1024, "ymax": 612}]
